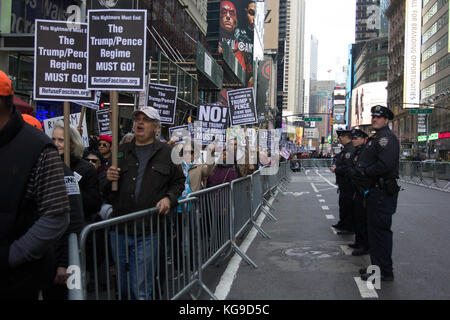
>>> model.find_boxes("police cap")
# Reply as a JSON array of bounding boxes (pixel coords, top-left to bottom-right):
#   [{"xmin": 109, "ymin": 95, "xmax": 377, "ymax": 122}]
[
  {"xmin": 336, "ymin": 129, "xmax": 352, "ymax": 137},
  {"xmin": 351, "ymin": 128, "xmax": 368, "ymax": 139},
  {"xmin": 371, "ymin": 105, "xmax": 394, "ymax": 120}
]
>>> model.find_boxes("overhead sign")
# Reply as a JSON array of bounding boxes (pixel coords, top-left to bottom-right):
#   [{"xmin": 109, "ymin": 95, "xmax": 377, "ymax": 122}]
[
  {"xmin": 87, "ymin": 9, "xmax": 147, "ymax": 91},
  {"xmin": 34, "ymin": 20, "xmax": 95, "ymax": 102},
  {"xmin": 194, "ymin": 104, "xmax": 228, "ymax": 146},
  {"xmin": 96, "ymin": 108, "xmax": 111, "ymax": 135},
  {"xmin": 404, "ymin": 0, "xmax": 422, "ymax": 108},
  {"xmin": 305, "ymin": 117, "xmax": 322, "ymax": 122},
  {"xmin": 227, "ymin": 87, "xmax": 258, "ymax": 126},
  {"xmin": 417, "ymin": 114, "xmax": 427, "ymax": 133},
  {"xmin": 147, "ymin": 83, "xmax": 178, "ymax": 125},
  {"xmin": 410, "ymin": 109, "xmax": 432, "ymax": 114}
]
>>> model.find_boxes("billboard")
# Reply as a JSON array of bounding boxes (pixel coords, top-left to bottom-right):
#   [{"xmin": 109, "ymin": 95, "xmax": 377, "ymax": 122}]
[
  {"xmin": 351, "ymin": 81, "xmax": 388, "ymax": 127},
  {"xmin": 219, "ymin": 0, "xmax": 255, "ymax": 87},
  {"xmin": 264, "ymin": 0, "xmax": 279, "ymax": 51},
  {"xmin": 403, "ymin": 0, "xmax": 422, "ymax": 108}
]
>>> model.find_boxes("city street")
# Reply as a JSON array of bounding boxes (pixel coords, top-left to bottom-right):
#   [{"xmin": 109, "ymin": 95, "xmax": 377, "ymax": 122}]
[{"xmin": 211, "ymin": 169, "xmax": 450, "ymax": 300}]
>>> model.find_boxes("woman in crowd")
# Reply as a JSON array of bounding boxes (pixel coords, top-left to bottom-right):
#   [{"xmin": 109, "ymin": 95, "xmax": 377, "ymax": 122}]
[{"xmin": 52, "ymin": 120, "xmax": 102, "ymax": 222}]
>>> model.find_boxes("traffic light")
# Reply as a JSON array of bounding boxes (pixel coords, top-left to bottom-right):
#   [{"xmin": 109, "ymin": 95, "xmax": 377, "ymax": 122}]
[
  {"xmin": 100, "ymin": 102, "xmax": 105, "ymax": 109},
  {"xmin": 330, "ymin": 118, "xmax": 334, "ymax": 125}
]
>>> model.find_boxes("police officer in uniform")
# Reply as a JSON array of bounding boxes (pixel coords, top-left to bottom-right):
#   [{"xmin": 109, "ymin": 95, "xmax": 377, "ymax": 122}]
[
  {"xmin": 348, "ymin": 128, "xmax": 369, "ymax": 256},
  {"xmin": 330, "ymin": 129, "xmax": 355, "ymax": 234},
  {"xmin": 350, "ymin": 105, "xmax": 400, "ymax": 282}
]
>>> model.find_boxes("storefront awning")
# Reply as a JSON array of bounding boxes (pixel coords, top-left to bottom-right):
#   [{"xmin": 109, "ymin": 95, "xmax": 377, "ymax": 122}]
[{"xmin": 14, "ymin": 95, "xmax": 33, "ymax": 115}]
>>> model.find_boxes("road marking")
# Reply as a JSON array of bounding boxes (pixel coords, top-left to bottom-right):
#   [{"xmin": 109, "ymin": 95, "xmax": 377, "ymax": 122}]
[
  {"xmin": 321, "ymin": 205, "xmax": 329, "ymax": 210},
  {"xmin": 330, "ymin": 227, "xmax": 338, "ymax": 235},
  {"xmin": 311, "ymin": 183, "xmax": 318, "ymax": 193},
  {"xmin": 340, "ymin": 245, "xmax": 353, "ymax": 255},
  {"xmin": 319, "ymin": 199, "xmax": 325, "ymax": 203},
  {"xmin": 215, "ymin": 191, "xmax": 277, "ymax": 300},
  {"xmin": 354, "ymin": 277, "xmax": 379, "ymax": 299},
  {"xmin": 316, "ymin": 194, "xmax": 322, "ymax": 197},
  {"xmin": 325, "ymin": 214, "xmax": 335, "ymax": 220},
  {"xmin": 316, "ymin": 170, "xmax": 338, "ymax": 188}
]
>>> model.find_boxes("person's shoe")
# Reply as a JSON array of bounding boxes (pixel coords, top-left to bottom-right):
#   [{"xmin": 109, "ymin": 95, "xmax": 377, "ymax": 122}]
[
  {"xmin": 332, "ymin": 223, "xmax": 344, "ymax": 230},
  {"xmin": 351, "ymin": 248, "xmax": 369, "ymax": 256},
  {"xmin": 359, "ymin": 267, "xmax": 367, "ymax": 275},
  {"xmin": 337, "ymin": 230, "xmax": 354, "ymax": 235},
  {"xmin": 361, "ymin": 273, "xmax": 394, "ymax": 282}
]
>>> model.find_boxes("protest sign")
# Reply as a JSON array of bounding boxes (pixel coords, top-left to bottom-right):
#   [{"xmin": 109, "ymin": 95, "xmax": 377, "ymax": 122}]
[
  {"xmin": 280, "ymin": 147, "xmax": 291, "ymax": 160},
  {"xmin": 96, "ymin": 108, "xmax": 112, "ymax": 135},
  {"xmin": 43, "ymin": 112, "xmax": 89, "ymax": 147},
  {"xmin": 87, "ymin": 9, "xmax": 147, "ymax": 91},
  {"xmin": 34, "ymin": 20, "xmax": 95, "ymax": 102},
  {"xmin": 147, "ymin": 83, "xmax": 177, "ymax": 124},
  {"xmin": 227, "ymin": 87, "xmax": 258, "ymax": 126},
  {"xmin": 169, "ymin": 125, "xmax": 193, "ymax": 144},
  {"xmin": 194, "ymin": 104, "xmax": 228, "ymax": 146}
]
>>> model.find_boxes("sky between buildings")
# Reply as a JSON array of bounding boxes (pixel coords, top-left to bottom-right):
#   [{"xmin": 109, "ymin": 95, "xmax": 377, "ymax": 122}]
[{"xmin": 305, "ymin": 0, "xmax": 356, "ymax": 82}]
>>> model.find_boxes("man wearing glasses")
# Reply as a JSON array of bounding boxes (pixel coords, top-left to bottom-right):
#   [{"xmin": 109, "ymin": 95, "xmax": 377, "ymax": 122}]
[
  {"xmin": 98, "ymin": 135, "xmax": 112, "ymax": 168},
  {"xmin": 105, "ymin": 106, "xmax": 185, "ymax": 300}
]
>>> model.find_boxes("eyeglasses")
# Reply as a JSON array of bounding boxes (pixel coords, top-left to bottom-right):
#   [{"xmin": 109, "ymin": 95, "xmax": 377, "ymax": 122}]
[
  {"xmin": 99, "ymin": 142, "xmax": 109, "ymax": 147},
  {"xmin": 85, "ymin": 158, "xmax": 99, "ymax": 164}
]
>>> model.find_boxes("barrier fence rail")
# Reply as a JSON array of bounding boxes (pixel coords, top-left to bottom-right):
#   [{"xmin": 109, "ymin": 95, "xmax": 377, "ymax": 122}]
[
  {"xmin": 299, "ymin": 159, "xmax": 334, "ymax": 168},
  {"xmin": 68, "ymin": 162, "xmax": 291, "ymax": 300},
  {"xmin": 399, "ymin": 161, "xmax": 450, "ymax": 192}
]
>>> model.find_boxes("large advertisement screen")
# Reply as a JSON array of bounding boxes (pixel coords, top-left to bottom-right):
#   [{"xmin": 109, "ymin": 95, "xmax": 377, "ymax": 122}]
[
  {"xmin": 219, "ymin": 0, "xmax": 255, "ymax": 87},
  {"xmin": 351, "ymin": 81, "xmax": 387, "ymax": 127},
  {"xmin": 404, "ymin": 0, "xmax": 422, "ymax": 108}
]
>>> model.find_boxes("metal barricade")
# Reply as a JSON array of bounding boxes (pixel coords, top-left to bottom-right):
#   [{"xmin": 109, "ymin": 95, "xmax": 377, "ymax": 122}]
[
  {"xmin": 399, "ymin": 161, "xmax": 450, "ymax": 192},
  {"xmin": 231, "ymin": 176, "xmax": 252, "ymax": 240},
  {"xmin": 300, "ymin": 158, "xmax": 333, "ymax": 168},
  {"xmin": 187, "ymin": 183, "xmax": 232, "ymax": 270},
  {"xmin": 67, "ymin": 233, "xmax": 84, "ymax": 300},
  {"xmin": 75, "ymin": 198, "xmax": 216, "ymax": 300}
]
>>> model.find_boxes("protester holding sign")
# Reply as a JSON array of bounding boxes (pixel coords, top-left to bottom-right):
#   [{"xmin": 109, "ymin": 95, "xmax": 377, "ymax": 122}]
[{"xmin": 105, "ymin": 106, "xmax": 185, "ymax": 300}]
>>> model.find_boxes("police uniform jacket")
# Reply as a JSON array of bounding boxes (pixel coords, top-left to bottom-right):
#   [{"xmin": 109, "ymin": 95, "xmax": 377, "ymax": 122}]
[
  {"xmin": 353, "ymin": 125, "xmax": 399, "ymax": 188},
  {"xmin": 335, "ymin": 142, "xmax": 355, "ymax": 186}
]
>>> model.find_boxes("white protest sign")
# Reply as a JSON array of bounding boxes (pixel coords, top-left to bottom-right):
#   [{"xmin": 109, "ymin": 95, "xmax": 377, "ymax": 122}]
[{"xmin": 43, "ymin": 112, "xmax": 89, "ymax": 147}]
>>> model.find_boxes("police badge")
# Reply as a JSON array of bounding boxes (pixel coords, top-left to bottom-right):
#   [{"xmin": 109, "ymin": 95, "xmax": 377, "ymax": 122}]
[{"xmin": 379, "ymin": 137, "xmax": 389, "ymax": 147}]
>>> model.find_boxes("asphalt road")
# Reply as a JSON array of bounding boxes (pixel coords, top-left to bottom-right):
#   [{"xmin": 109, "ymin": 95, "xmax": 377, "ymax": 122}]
[{"xmin": 215, "ymin": 168, "xmax": 450, "ymax": 300}]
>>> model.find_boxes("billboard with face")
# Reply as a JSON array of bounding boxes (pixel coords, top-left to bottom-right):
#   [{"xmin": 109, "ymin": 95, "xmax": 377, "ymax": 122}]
[
  {"xmin": 351, "ymin": 81, "xmax": 387, "ymax": 127},
  {"xmin": 219, "ymin": 0, "xmax": 255, "ymax": 87}
]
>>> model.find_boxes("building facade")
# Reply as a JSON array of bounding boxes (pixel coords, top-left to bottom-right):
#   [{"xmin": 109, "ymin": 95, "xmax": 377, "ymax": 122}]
[{"xmin": 420, "ymin": 0, "xmax": 450, "ymax": 160}]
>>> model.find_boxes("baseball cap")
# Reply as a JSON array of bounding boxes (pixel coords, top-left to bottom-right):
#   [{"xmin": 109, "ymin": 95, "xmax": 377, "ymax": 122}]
[
  {"xmin": 132, "ymin": 106, "xmax": 160, "ymax": 122},
  {"xmin": 0, "ymin": 70, "xmax": 14, "ymax": 96},
  {"xmin": 22, "ymin": 114, "xmax": 43, "ymax": 131}
]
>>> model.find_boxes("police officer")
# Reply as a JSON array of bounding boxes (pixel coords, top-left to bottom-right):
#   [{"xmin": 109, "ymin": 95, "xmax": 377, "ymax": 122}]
[
  {"xmin": 350, "ymin": 105, "xmax": 400, "ymax": 282},
  {"xmin": 348, "ymin": 128, "xmax": 369, "ymax": 256},
  {"xmin": 330, "ymin": 129, "xmax": 355, "ymax": 234}
]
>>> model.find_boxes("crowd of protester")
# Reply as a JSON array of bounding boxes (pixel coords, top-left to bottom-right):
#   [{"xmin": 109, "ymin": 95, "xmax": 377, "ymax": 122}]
[{"xmin": 1, "ymin": 69, "xmax": 279, "ymax": 301}]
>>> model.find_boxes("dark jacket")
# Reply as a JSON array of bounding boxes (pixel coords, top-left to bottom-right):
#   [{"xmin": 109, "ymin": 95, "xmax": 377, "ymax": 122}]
[
  {"xmin": 354, "ymin": 126, "xmax": 399, "ymax": 182},
  {"xmin": 104, "ymin": 140, "xmax": 185, "ymax": 233},
  {"xmin": 55, "ymin": 164, "xmax": 85, "ymax": 268},
  {"xmin": 207, "ymin": 164, "xmax": 239, "ymax": 187},
  {"xmin": 70, "ymin": 155, "xmax": 102, "ymax": 221},
  {"xmin": 335, "ymin": 142, "xmax": 355, "ymax": 186}
]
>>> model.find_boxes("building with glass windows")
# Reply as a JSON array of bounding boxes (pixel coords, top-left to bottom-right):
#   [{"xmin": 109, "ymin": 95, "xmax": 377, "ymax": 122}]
[{"xmin": 420, "ymin": 0, "xmax": 450, "ymax": 160}]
